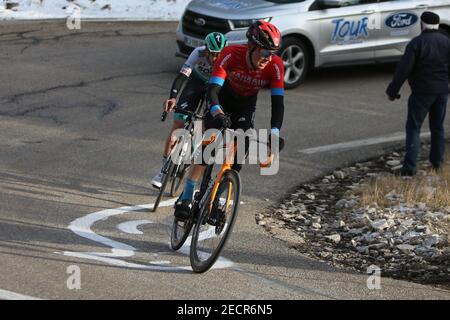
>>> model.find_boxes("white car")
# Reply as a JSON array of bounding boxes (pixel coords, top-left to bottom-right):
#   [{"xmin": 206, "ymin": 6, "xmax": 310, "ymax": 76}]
[{"xmin": 176, "ymin": 0, "xmax": 450, "ymax": 88}]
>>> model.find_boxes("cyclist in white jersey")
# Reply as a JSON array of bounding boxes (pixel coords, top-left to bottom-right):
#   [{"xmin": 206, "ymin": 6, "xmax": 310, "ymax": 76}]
[{"xmin": 151, "ymin": 32, "xmax": 228, "ymax": 188}]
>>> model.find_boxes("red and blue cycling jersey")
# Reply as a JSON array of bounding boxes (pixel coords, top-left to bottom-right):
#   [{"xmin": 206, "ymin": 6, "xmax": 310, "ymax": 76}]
[
  {"xmin": 209, "ymin": 45, "xmax": 284, "ymax": 97},
  {"xmin": 208, "ymin": 44, "xmax": 285, "ymax": 131}
]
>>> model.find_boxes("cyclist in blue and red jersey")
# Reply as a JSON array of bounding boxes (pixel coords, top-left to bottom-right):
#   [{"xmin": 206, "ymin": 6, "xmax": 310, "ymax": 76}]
[{"xmin": 174, "ymin": 20, "xmax": 286, "ymax": 219}]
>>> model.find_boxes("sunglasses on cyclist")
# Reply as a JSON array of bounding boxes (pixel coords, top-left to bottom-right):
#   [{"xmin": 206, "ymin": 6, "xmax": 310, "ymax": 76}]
[
  {"xmin": 208, "ymin": 51, "xmax": 221, "ymax": 58},
  {"xmin": 258, "ymin": 48, "xmax": 276, "ymax": 59}
]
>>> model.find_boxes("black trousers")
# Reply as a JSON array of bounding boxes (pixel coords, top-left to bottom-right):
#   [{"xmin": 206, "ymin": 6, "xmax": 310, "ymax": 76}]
[{"xmin": 403, "ymin": 93, "xmax": 448, "ymax": 172}]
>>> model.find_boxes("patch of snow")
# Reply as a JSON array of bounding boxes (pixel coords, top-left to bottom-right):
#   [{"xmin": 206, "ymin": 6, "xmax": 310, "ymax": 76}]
[{"xmin": 0, "ymin": 0, "xmax": 191, "ymax": 21}]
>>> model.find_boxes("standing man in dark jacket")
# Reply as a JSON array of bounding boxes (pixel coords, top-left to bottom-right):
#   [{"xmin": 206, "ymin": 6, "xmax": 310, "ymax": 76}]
[{"xmin": 386, "ymin": 11, "xmax": 450, "ymax": 176}]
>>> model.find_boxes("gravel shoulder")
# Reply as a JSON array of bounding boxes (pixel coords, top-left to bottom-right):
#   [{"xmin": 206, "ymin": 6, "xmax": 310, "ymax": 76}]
[{"xmin": 259, "ymin": 140, "xmax": 450, "ymax": 290}]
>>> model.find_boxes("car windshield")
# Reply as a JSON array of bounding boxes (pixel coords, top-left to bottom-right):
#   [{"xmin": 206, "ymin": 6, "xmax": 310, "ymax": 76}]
[{"xmin": 265, "ymin": 0, "xmax": 306, "ymax": 3}]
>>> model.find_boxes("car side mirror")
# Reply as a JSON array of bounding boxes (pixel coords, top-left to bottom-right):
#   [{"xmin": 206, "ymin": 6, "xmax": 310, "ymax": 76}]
[{"xmin": 318, "ymin": 0, "xmax": 345, "ymax": 9}]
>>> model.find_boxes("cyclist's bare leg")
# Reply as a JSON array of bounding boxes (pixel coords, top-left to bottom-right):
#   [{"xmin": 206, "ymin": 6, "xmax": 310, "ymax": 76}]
[
  {"xmin": 188, "ymin": 164, "xmax": 206, "ymax": 181},
  {"xmin": 174, "ymin": 163, "xmax": 206, "ymax": 218},
  {"xmin": 151, "ymin": 120, "xmax": 185, "ymax": 187},
  {"xmin": 163, "ymin": 120, "xmax": 185, "ymax": 157},
  {"xmin": 179, "ymin": 164, "xmax": 206, "ymax": 201}
]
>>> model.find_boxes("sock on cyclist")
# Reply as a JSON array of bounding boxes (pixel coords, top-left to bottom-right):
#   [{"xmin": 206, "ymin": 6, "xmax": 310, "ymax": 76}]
[{"xmin": 180, "ymin": 179, "xmax": 196, "ymax": 201}]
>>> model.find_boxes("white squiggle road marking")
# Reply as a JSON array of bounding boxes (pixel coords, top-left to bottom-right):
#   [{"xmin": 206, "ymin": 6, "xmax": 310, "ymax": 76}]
[
  {"xmin": 63, "ymin": 251, "xmax": 191, "ymax": 271},
  {"xmin": 61, "ymin": 197, "xmax": 234, "ymax": 271},
  {"xmin": 0, "ymin": 289, "xmax": 42, "ymax": 300},
  {"xmin": 117, "ymin": 220, "xmax": 154, "ymax": 235}
]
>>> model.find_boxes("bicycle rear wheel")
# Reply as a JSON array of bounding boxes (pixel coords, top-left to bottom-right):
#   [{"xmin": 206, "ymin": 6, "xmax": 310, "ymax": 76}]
[
  {"xmin": 170, "ymin": 163, "xmax": 189, "ymax": 197},
  {"xmin": 190, "ymin": 169, "xmax": 241, "ymax": 273},
  {"xmin": 152, "ymin": 160, "xmax": 174, "ymax": 212},
  {"xmin": 170, "ymin": 214, "xmax": 194, "ymax": 251}
]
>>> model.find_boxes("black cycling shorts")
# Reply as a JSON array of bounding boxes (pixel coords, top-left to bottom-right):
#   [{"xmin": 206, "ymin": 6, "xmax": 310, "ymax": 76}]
[
  {"xmin": 200, "ymin": 82, "xmax": 257, "ymax": 169},
  {"xmin": 205, "ymin": 81, "xmax": 257, "ymax": 131},
  {"xmin": 174, "ymin": 78, "xmax": 207, "ymax": 122}
]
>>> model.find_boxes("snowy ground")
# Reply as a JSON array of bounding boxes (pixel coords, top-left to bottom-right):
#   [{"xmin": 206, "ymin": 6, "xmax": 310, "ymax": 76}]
[{"xmin": 0, "ymin": 0, "xmax": 190, "ymax": 21}]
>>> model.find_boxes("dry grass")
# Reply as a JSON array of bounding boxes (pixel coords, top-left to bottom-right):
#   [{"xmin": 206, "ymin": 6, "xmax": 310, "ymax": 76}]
[{"xmin": 360, "ymin": 152, "xmax": 450, "ymax": 210}]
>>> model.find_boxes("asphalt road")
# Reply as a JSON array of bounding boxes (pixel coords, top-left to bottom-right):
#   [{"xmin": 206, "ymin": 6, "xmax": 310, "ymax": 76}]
[{"xmin": 0, "ymin": 20, "xmax": 449, "ymax": 300}]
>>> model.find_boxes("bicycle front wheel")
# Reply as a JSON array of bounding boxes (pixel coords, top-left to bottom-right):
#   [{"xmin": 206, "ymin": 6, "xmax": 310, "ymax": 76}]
[{"xmin": 190, "ymin": 169, "xmax": 241, "ymax": 273}]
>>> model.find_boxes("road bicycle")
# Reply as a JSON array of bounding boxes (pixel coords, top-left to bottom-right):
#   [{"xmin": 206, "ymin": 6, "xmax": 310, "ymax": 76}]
[
  {"xmin": 171, "ymin": 126, "xmax": 275, "ymax": 273},
  {"xmin": 152, "ymin": 101, "xmax": 206, "ymax": 212}
]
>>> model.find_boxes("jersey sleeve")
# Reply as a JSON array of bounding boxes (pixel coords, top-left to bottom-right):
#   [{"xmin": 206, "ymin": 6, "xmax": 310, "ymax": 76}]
[
  {"xmin": 270, "ymin": 57, "xmax": 285, "ymax": 131},
  {"xmin": 270, "ymin": 57, "xmax": 285, "ymax": 97},
  {"xmin": 180, "ymin": 46, "xmax": 203, "ymax": 77}
]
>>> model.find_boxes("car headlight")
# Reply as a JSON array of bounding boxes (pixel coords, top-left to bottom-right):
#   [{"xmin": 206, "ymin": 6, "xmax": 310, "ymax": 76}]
[{"xmin": 230, "ymin": 17, "xmax": 272, "ymax": 29}]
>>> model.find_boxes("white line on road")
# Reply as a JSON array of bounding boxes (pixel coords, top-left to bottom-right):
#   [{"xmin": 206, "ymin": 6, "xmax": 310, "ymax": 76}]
[
  {"xmin": 61, "ymin": 197, "xmax": 234, "ymax": 271},
  {"xmin": 117, "ymin": 219, "xmax": 154, "ymax": 235},
  {"xmin": 0, "ymin": 289, "xmax": 41, "ymax": 300},
  {"xmin": 299, "ymin": 132, "xmax": 431, "ymax": 154}
]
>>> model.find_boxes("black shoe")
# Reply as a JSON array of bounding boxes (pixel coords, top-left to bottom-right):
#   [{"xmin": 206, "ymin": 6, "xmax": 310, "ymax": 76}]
[
  {"xmin": 174, "ymin": 199, "xmax": 192, "ymax": 220},
  {"xmin": 431, "ymin": 164, "xmax": 441, "ymax": 173},
  {"xmin": 400, "ymin": 168, "xmax": 416, "ymax": 177}
]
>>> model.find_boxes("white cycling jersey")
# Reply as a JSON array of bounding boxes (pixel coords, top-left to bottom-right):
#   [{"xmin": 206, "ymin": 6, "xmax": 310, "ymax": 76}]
[{"xmin": 180, "ymin": 46, "xmax": 212, "ymax": 84}]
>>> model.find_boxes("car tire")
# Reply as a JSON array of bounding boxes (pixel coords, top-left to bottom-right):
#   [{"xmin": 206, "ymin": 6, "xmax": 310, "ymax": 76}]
[{"xmin": 278, "ymin": 37, "xmax": 310, "ymax": 89}]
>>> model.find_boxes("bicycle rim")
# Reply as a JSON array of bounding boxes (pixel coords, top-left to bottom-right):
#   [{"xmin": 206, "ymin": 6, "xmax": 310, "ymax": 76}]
[
  {"xmin": 190, "ymin": 170, "xmax": 241, "ymax": 273},
  {"xmin": 152, "ymin": 161, "xmax": 174, "ymax": 212},
  {"xmin": 170, "ymin": 164, "xmax": 189, "ymax": 197},
  {"xmin": 171, "ymin": 214, "xmax": 194, "ymax": 251},
  {"xmin": 169, "ymin": 134, "xmax": 190, "ymax": 197}
]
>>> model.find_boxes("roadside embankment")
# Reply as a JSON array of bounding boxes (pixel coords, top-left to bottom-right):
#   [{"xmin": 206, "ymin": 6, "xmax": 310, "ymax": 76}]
[{"xmin": 260, "ymin": 140, "xmax": 450, "ymax": 289}]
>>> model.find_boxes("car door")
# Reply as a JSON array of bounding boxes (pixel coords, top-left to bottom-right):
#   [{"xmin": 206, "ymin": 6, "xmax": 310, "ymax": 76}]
[
  {"xmin": 375, "ymin": 0, "xmax": 428, "ymax": 60},
  {"xmin": 316, "ymin": 0, "xmax": 380, "ymax": 66}
]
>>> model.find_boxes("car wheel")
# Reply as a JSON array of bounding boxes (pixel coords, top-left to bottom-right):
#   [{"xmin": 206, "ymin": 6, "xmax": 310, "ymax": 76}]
[{"xmin": 279, "ymin": 37, "xmax": 310, "ymax": 89}]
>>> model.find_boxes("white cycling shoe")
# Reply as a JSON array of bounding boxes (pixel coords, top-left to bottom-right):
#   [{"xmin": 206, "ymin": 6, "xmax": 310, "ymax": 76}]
[{"xmin": 151, "ymin": 172, "xmax": 165, "ymax": 189}]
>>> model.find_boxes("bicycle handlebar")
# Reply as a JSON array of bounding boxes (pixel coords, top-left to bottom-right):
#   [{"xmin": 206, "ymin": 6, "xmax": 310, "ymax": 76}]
[{"xmin": 161, "ymin": 106, "xmax": 205, "ymax": 122}]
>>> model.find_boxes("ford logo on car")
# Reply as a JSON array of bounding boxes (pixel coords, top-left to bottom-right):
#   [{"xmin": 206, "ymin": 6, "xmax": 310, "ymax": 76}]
[
  {"xmin": 385, "ymin": 12, "xmax": 418, "ymax": 29},
  {"xmin": 194, "ymin": 18, "xmax": 206, "ymax": 26}
]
